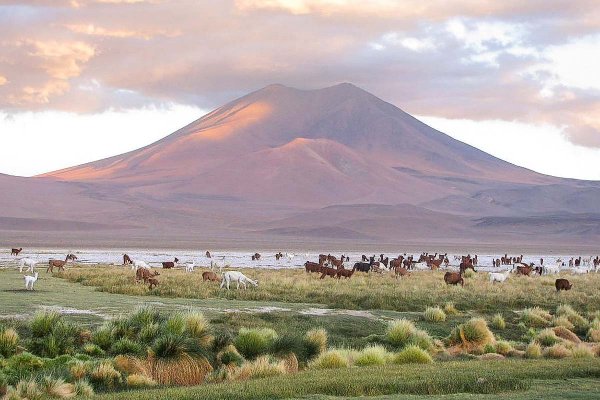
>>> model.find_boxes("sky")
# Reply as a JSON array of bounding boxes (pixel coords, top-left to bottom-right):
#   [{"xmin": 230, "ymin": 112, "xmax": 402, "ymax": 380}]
[{"xmin": 0, "ymin": 0, "xmax": 599, "ymax": 179}]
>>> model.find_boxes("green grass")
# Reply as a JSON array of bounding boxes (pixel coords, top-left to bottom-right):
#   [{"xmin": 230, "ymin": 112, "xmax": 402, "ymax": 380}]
[{"xmin": 96, "ymin": 359, "xmax": 600, "ymax": 399}]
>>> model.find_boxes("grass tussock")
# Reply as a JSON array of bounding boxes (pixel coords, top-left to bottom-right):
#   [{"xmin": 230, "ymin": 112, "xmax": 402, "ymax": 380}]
[
  {"xmin": 552, "ymin": 326, "xmax": 580, "ymax": 343},
  {"xmin": 126, "ymin": 374, "xmax": 157, "ymax": 388},
  {"xmin": 536, "ymin": 329, "xmax": 561, "ymax": 347},
  {"xmin": 491, "ymin": 314, "xmax": 506, "ymax": 330},
  {"xmin": 393, "ymin": 345, "xmax": 433, "ymax": 364},
  {"xmin": 232, "ymin": 356, "xmax": 287, "ymax": 381},
  {"xmin": 449, "ymin": 318, "xmax": 495, "ymax": 350},
  {"xmin": 524, "ymin": 342, "xmax": 542, "ymax": 359},
  {"xmin": 544, "ymin": 344, "xmax": 571, "ymax": 359},
  {"xmin": 309, "ymin": 349, "xmax": 350, "ymax": 369},
  {"xmin": 0, "ymin": 328, "xmax": 19, "ymax": 358},
  {"xmin": 386, "ymin": 319, "xmax": 432, "ymax": 350},
  {"xmin": 423, "ymin": 307, "xmax": 446, "ymax": 322},
  {"xmin": 521, "ymin": 307, "xmax": 553, "ymax": 328},
  {"xmin": 354, "ymin": 345, "xmax": 390, "ymax": 366},
  {"xmin": 234, "ymin": 328, "xmax": 278, "ymax": 360}
]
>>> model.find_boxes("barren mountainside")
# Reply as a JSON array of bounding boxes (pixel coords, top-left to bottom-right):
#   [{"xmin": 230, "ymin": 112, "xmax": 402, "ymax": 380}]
[{"xmin": 0, "ymin": 84, "xmax": 597, "ymax": 247}]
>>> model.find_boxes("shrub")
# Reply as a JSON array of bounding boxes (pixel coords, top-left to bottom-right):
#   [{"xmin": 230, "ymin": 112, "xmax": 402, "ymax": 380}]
[
  {"xmin": 89, "ymin": 362, "xmax": 122, "ymax": 389},
  {"xmin": 234, "ymin": 328, "xmax": 278, "ymax": 360},
  {"xmin": 393, "ymin": 345, "xmax": 433, "ymax": 364},
  {"xmin": 483, "ymin": 343, "xmax": 496, "ymax": 354},
  {"xmin": 233, "ymin": 356, "xmax": 286, "ymax": 381},
  {"xmin": 41, "ymin": 376, "xmax": 76, "ymax": 398},
  {"xmin": 110, "ymin": 338, "xmax": 142, "ymax": 356},
  {"xmin": 282, "ymin": 352, "xmax": 299, "ymax": 374},
  {"xmin": 495, "ymin": 341, "xmax": 513, "ymax": 356},
  {"xmin": 217, "ymin": 345, "xmax": 244, "ymax": 367},
  {"xmin": 0, "ymin": 328, "xmax": 19, "ymax": 358},
  {"xmin": 126, "ymin": 374, "xmax": 157, "ymax": 388},
  {"xmin": 74, "ymin": 380, "xmax": 94, "ymax": 397},
  {"xmin": 128, "ymin": 307, "xmax": 163, "ymax": 331},
  {"xmin": 521, "ymin": 307, "xmax": 552, "ymax": 328},
  {"xmin": 6, "ymin": 352, "xmax": 45, "ymax": 374},
  {"xmin": 524, "ymin": 342, "xmax": 542, "ymax": 359},
  {"xmin": 491, "ymin": 314, "xmax": 506, "ymax": 330},
  {"xmin": 423, "ymin": 307, "xmax": 446, "ymax": 322},
  {"xmin": 309, "ymin": 349, "xmax": 349, "ymax": 369},
  {"xmin": 354, "ymin": 345, "xmax": 389, "ymax": 366},
  {"xmin": 544, "ymin": 344, "xmax": 571, "ymax": 359},
  {"xmin": 450, "ymin": 318, "xmax": 495, "ymax": 348},
  {"xmin": 571, "ymin": 344, "xmax": 595, "ymax": 359},
  {"xmin": 536, "ymin": 329, "xmax": 560, "ymax": 347},
  {"xmin": 443, "ymin": 302, "xmax": 459, "ymax": 315}
]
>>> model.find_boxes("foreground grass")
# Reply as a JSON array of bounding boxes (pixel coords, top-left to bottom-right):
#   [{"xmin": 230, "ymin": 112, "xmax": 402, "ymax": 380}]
[
  {"xmin": 98, "ymin": 359, "xmax": 600, "ymax": 399},
  {"xmin": 60, "ymin": 266, "xmax": 600, "ymax": 313}
]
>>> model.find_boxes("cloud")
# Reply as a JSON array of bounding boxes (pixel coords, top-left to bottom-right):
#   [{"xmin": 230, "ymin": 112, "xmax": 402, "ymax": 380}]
[
  {"xmin": 0, "ymin": 76, "xmax": 7, "ymax": 86},
  {"xmin": 0, "ymin": 0, "xmax": 599, "ymax": 148}
]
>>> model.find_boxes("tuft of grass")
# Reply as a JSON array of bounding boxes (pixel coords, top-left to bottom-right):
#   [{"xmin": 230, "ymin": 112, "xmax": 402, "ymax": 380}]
[
  {"xmin": 450, "ymin": 318, "xmax": 495, "ymax": 348},
  {"xmin": 521, "ymin": 307, "xmax": 553, "ymax": 328},
  {"xmin": 443, "ymin": 302, "xmax": 459, "ymax": 315},
  {"xmin": 0, "ymin": 327, "xmax": 19, "ymax": 358},
  {"xmin": 393, "ymin": 345, "xmax": 433, "ymax": 364},
  {"xmin": 494, "ymin": 341, "xmax": 513, "ymax": 356},
  {"xmin": 354, "ymin": 345, "xmax": 389, "ymax": 367},
  {"xmin": 553, "ymin": 326, "xmax": 580, "ymax": 344},
  {"xmin": 571, "ymin": 344, "xmax": 595, "ymax": 359},
  {"xmin": 556, "ymin": 304, "xmax": 589, "ymax": 334},
  {"xmin": 386, "ymin": 319, "xmax": 432, "ymax": 350},
  {"xmin": 7, "ymin": 378, "xmax": 43, "ymax": 400},
  {"xmin": 536, "ymin": 329, "xmax": 560, "ymax": 347},
  {"xmin": 110, "ymin": 338, "xmax": 142, "ymax": 356},
  {"xmin": 233, "ymin": 356, "xmax": 287, "ymax": 381},
  {"xmin": 217, "ymin": 345, "xmax": 244, "ymax": 367},
  {"xmin": 463, "ymin": 269, "xmax": 476, "ymax": 279},
  {"xmin": 184, "ymin": 311, "xmax": 212, "ymax": 347},
  {"xmin": 544, "ymin": 344, "xmax": 571, "ymax": 359},
  {"xmin": 69, "ymin": 360, "xmax": 88, "ymax": 380},
  {"xmin": 126, "ymin": 374, "xmax": 157, "ymax": 388},
  {"xmin": 234, "ymin": 328, "xmax": 278, "ymax": 360},
  {"xmin": 491, "ymin": 314, "xmax": 506, "ymax": 330},
  {"xmin": 309, "ymin": 349, "xmax": 350, "ymax": 369},
  {"xmin": 552, "ymin": 316, "xmax": 575, "ymax": 331},
  {"xmin": 74, "ymin": 380, "xmax": 94, "ymax": 397},
  {"xmin": 304, "ymin": 328, "xmax": 327, "ymax": 355},
  {"xmin": 423, "ymin": 307, "xmax": 446, "ymax": 322},
  {"xmin": 147, "ymin": 353, "xmax": 212, "ymax": 386},
  {"xmin": 41, "ymin": 376, "xmax": 76, "ymax": 399},
  {"xmin": 90, "ymin": 362, "xmax": 122, "ymax": 390},
  {"xmin": 524, "ymin": 342, "xmax": 542, "ymax": 359}
]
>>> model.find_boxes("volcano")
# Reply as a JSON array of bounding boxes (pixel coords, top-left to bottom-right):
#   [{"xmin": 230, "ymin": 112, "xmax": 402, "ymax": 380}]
[{"xmin": 2, "ymin": 83, "xmax": 598, "ymax": 248}]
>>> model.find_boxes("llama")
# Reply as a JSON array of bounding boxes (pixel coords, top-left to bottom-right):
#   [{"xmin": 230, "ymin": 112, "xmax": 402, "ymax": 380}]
[
  {"xmin": 184, "ymin": 262, "xmax": 195, "ymax": 273},
  {"xmin": 24, "ymin": 272, "xmax": 39, "ymax": 291},
  {"xmin": 220, "ymin": 271, "xmax": 258, "ymax": 290},
  {"xmin": 11, "ymin": 248, "xmax": 23, "ymax": 256},
  {"xmin": 18, "ymin": 258, "xmax": 36, "ymax": 273},
  {"xmin": 489, "ymin": 271, "xmax": 510, "ymax": 283},
  {"xmin": 47, "ymin": 255, "xmax": 71, "ymax": 273},
  {"xmin": 131, "ymin": 259, "xmax": 151, "ymax": 270}
]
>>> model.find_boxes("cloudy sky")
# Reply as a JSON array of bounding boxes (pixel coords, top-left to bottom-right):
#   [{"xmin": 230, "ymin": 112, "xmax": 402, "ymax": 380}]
[{"xmin": 0, "ymin": 0, "xmax": 599, "ymax": 179}]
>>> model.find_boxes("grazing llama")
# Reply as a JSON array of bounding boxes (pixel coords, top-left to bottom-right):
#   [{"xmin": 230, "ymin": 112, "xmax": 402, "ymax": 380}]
[
  {"xmin": 220, "ymin": 271, "xmax": 258, "ymax": 290},
  {"xmin": 24, "ymin": 272, "xmax": 39, "ymax": 291},
  {"xmin": 131, "ymin": 259, "xmax": 151, "ymax": 270},
  {"xmin": 18, "ymin": 258, "xmax": 36, "ymax": 273},
  {"xmin": 184, "ymin": 262, "xmax": 195, "ymax": 272}
]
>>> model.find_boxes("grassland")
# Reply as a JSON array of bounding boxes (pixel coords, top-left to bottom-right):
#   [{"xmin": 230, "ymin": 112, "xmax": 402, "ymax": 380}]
[
  {"xmin": 2, "ymin": 265, "xmax": 600, "ymax": 399},
  {"xmin": 59, "ymin": 265, "xmax": 600, "ymax": 313}
]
